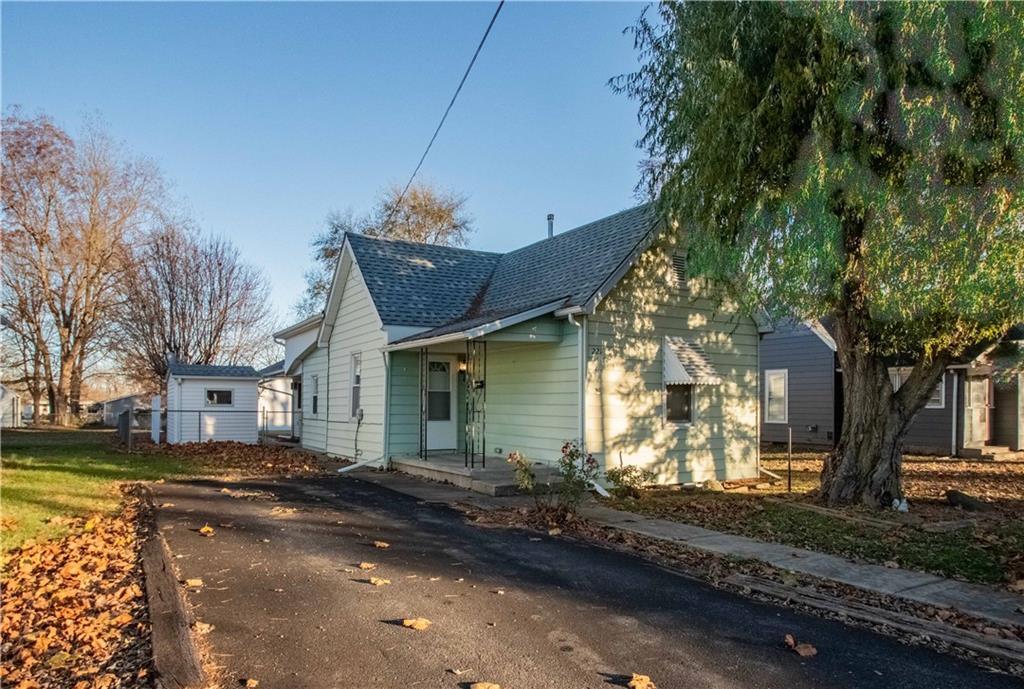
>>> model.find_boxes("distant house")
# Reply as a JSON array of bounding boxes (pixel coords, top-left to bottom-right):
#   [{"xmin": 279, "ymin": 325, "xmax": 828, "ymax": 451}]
[
  {"xmin": 166, "ymin": 363, "xmax": 260, "ymax": 444},
  {"xmin": 759, "ymin": 320, "xmax": 1024, "ymax": 457},
  {"xmin": 101, "ymin": 394, "xmax": 149, "ymax": 427},
  {"xmin": 0, "ymin": 384, "xmax": 23, "ymax": 428},
  {"xmin": 284, "ymin": 205, "xmax": 765, "ymax": 485},
  {"xmin": 257, "ymin": 359, "xmax": 294, "ymax": 436},
  {"xmin": 270, "ymin": 314, "xmax": 323, "ymax": 441}
]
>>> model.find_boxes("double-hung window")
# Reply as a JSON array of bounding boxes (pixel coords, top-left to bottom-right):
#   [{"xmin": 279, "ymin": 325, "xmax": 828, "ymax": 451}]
[
  {"xmin": 350, "ymin": 353, "xmax": 362, "ymax": 419},
  {"xmin": 889, "ymin": 367, "xmax": 945, "ymax": 409},
  {"xmin": 311, "ymin": 374, "xmax": 319, "ymax": 416},
  {"xmin": 764, "ymin": 369, "xmax": 788, "ymax": 424}
]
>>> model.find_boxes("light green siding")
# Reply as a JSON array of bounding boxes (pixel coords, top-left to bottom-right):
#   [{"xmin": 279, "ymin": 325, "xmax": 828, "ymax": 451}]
[
  {"xmin": 300, "ymin": 346, "xmax": 329, "ymax": 452},
  {"xmin": 585, "ymin": 231, "xmax": 760, "ymax": 483},
  {"xmin": 481, "ymin": 317, "xmax": 580, "ymax": 463},
  {"xmin": 388, "ymin": 351, "xmax": 420, "ymax": 456}
]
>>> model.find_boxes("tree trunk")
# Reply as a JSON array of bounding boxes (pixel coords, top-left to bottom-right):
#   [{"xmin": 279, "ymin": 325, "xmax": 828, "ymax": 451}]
[
  {"xmin": 821, "ymin": 315, "xmax": 951, "ymax": 508},
  {"xmin": 30, "ymin": 389, "xmax": 41, "ymax": 425}
]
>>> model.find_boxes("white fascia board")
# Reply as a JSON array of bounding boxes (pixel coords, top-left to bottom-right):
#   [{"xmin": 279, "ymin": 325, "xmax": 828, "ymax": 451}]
[
  {"xmin": 273, "ymin": 313, "xmax": 324, "ymax": 341},
  {"xmin": 317, "ymin": 239, "xmax": 354, "ymax": 347},
  {"xmin": 805, "ymin": 319, "xmax": 837, "ymax": 351},
  {"xmin": 383, "ymin": 300, "xmax": 564, "ymax": 352}
]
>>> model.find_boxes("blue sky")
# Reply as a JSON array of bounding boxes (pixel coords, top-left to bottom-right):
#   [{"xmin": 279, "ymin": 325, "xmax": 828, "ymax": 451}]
[{"xmin": 2, "ymin": 1, "xmax": 647, "ymax": 323}]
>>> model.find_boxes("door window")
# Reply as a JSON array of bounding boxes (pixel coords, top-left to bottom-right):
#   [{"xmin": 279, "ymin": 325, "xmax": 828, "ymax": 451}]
[{"xmin": 427, "ymin": 361, "xmax": 451, "ymax": 421}]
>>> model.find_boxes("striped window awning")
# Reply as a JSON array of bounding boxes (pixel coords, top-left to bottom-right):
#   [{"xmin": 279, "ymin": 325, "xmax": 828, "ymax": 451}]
[{"xmin": 663, "ymin": 336, "xmax": 722, "ymax": 385}]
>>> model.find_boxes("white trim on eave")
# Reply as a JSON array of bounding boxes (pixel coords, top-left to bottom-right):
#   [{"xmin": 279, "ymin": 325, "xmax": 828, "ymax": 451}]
[
  {"xmin": 383, "ymin": 300, "xmax": 565, "ymax": 352},
  {"xmin": 805, "ymin": 319, "xmax": 837, "ymax": 351},
  {"xmin": 316, "ymin": 238, "xmax": 385, "ymax": 347},
  {"xmin": 273, "ymin": 313, "xmax": 323, "ymax": 341}
]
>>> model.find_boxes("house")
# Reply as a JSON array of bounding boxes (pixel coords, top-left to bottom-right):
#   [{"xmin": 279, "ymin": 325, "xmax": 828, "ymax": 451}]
[
  {"xmin": 288, "ymin": 205, "xmax": 763, "ymax": 485},
  {"xmin": 270, "ymin": 314, "xmax": 323, "ymax": 441},
  {"xmin": 101, "ymin": 393, "xmax": 149, "ymax": 427},
  {"xmin": 0, "ymin": 384, "xmax": 23, "ymax": 428},
  {"xmin": 165, "ymin": 363, "xmax": 260, "ymax": 444},
  {"xmin": 258, "ymin": 360, "xmax": 294, "ymax": 436},
  {"xmin": 759, "ymin": 320, "xmax": 1024, "ymax": 457}
]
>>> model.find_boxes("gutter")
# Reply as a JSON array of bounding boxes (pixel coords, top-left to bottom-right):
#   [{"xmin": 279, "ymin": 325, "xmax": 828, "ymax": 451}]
[{"xmin": 383, "ymin": 300, "xmax": 565, "ymax": 352}]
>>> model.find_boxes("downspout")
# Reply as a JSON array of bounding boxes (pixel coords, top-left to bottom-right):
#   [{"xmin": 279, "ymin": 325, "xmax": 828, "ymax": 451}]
[
  {"xmin": 951, "ymin": 372, "xmax": 958, "ymax": 457},
  {"xmin": 567, "ymin": 313, "xmax": 609, "ymax": 498},
  {"xmin": 382, "ymin": 349, "xmax": 391, "ymax": 467},
  {"xmin": 325, "ymin": 339, "xmax": 331, "ymax": 453}
]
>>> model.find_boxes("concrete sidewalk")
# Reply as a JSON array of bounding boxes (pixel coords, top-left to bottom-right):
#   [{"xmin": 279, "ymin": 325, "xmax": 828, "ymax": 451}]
[{"xmin": 352, "ymin": 468, "xmax": 1024, "ymax": 629}]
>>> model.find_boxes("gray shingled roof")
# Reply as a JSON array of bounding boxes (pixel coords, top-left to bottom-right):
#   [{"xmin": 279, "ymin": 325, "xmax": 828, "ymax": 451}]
[
  {"xmin": 167, "ymin": 363, "xmax": 259, "ymax": 378},
  {"xmin": 350, "ymin": 205, "xmax": 657, "ymax": 337},
  {"xmin": 257, "ymin": 359, "xmax": 285, "ymax": 377},
  {"xmin": 347, "ymin": 234, "xmax": 500, "ymax": 328}
]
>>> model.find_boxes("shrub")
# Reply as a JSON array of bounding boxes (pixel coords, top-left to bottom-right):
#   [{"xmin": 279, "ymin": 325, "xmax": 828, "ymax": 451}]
[
  {"xmin": 605, "ymin": 465, "xmax": 656, "ymax": 499},
  {"xmin": 506, "ymin": 440, "xmax": 600, "ymax": 518}
]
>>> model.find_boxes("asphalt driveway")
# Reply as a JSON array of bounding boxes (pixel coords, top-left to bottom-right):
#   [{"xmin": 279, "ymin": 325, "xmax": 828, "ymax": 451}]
[{"xmin": 152, "ymin": 475, "xmax": 1019, "ymax": 689}]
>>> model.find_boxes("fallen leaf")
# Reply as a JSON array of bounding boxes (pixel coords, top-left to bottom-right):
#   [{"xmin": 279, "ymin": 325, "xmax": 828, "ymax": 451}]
[
  {"xmin": 158, "ymin": 502, "xmax": 175, "ymax": 508},
  {"xmin": 369, "ymin": 577, "xmax": 391, "ymax": 586},
  {"xmin": 784, "ymin": 633, "xmax": 817, "ymax": 657},
  {"xmin": 548, "ymin": 527, "xmax": 562, "ymax": 536},
  {"xmin": 193, "ymin": 621, "xmax": 214, "ymax": 634},
  {"xmin": 183, "ymin": 578, "xmax": 204, "ymax": 588},
  {"xmin": 883, "ymin": 560, "xmax": 899, "ymax": 569},
  {"xmin": 628, "ymin": 674, "xmax": 657, "ymax": 689},
  {"xmin": 243, "ymin": 679, "xmax": 259, "ymax": 688},
  {"xmin": 373, "ymin": 541, "xmax": 390, "ymax": 549},
  {"xmin": 447, "ymin": 668, "xmax": 472, "ymax": 675},
  {"xmin": 198, "ymin": 524, "xmax": 215, "ymax": 537},
  {"xmin": 469, "ymin": 683, "xmax": 501, "ymax": 689},
  {"xmin": 401, "ymin": 617, "xmax": 432, "ymax": 631},
  {"xmin": 358, "ymin": 562, "xmax": 377, "ymax": 570}
]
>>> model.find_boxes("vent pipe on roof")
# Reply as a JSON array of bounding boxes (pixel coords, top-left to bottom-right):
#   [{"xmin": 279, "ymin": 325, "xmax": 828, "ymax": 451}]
[{"xmin": 547, "ymin": 213, "xmax": 554, "ymax": 239}]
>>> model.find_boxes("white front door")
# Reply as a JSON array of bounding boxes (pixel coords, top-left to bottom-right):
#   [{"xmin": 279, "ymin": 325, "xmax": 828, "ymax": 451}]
[
  {"xmin": 965, "ymin": 376, "xmax": 991, "ymax": 447},
  {"xmin": 426, "ymin": 356, "xmax": 458, "ymax": 450}
]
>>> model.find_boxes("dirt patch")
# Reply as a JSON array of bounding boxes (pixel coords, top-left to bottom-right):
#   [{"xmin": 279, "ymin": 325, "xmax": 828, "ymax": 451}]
[{"xmin": 1, "ymin": 488, "xmax": 153, "ymax": 689}]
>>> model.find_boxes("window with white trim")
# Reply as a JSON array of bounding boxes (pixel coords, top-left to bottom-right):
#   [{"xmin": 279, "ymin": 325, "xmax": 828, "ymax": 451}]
[
  {"xmin": 889, "ymin": 368, "xmax": 945, "ymax": 409},
  {"xmin": 764, "ymin": 369, "xmax": 788, "ymax": 423},
  {"xmin": 350, "ymin": 353, "xmax": 362, "ymax": 419},
  {"xmin": 665, "ymin": 384, "xmax": 694, "ymax": 423},
  {"xmin": 205, "ymin": 389, "xmax": 233, "ymax": 406},
  {"xmin": 311, "ymin": 374, "xmax": 319, "ymax": 415}
]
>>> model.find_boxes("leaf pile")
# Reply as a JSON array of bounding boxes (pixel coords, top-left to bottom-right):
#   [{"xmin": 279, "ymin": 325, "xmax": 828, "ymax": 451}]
[
  {"xmin": 130, "ymin": 439, "xmax": 327, "ymax": 477},
  {"xmin": 1, "ymin": 496, "xmax": 152, "ymax": 689}
]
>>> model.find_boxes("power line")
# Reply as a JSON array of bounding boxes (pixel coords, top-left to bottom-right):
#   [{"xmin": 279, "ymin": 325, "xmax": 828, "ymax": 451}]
[{"xmin": 380, "ymin": 0, "xmax": 505, "ymax": 231}]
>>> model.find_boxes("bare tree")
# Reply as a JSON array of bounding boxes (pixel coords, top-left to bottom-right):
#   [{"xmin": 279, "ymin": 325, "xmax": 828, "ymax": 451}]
[
  {"xmin": 296, "ymin": 182, "xmax": 474, "ymax": 315},
  {"xmin": 2, "ymin": 111, "xmax": 162, "ymax": 424},
  {"xmin": 116, "ymin": 221, "xmax": 275, "ymax": 389}
]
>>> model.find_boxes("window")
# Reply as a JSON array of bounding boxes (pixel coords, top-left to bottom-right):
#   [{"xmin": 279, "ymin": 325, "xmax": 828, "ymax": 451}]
[
  {"xmin": 427, "ymin": 360, "xmax": 451, "ymax": 421},
  {"xmin": 666, "ymin": 384, "xmax": 693, "ymax": 423},
  {"xmin": 295, "ymin": 381, "xmax": 302, "ymax": 410},
  {"xmin": 889, "ymin": 368, "xmax": 945, "ymax": 409},
  {"xmin": 764, "ymin": 369, "xmax": 788, "ymax": 423},
  {"xmin": 350, "ymin": 353, "xmax": 362, "ymax": 419},
  {"xmin": 205, "ymin": 389, "xmax": 233, "ymax": 406},
  {"xmin": 311, "ymin": 374, "xmax": 319, "ymax": 415}
]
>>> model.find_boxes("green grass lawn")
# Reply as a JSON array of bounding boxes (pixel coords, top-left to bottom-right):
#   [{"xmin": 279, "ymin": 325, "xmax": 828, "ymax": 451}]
[{"xmin": 1, "ymin": 428, "xmax": 188, "ymax": 550}]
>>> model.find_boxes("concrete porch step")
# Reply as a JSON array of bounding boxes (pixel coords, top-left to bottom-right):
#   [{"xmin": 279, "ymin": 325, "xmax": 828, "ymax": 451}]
[
  {"xmin": 389, "ymin": 456, "xmax": 562, "ymax": 497},
  {"xmin": 961, "ymin": 445, "xmax": 1024, "ymax": 461}
]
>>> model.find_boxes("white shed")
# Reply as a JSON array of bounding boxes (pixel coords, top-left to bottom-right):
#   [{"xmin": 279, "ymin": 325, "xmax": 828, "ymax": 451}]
[{"xmin": 166, "ymin": 363, "xmax": 260, "ymax": 444}]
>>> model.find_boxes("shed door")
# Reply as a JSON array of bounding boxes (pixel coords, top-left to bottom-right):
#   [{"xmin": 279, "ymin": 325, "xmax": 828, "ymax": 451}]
[{"xmin": 426, "ymin": 357, "xmax": 457, "ymax": 451}]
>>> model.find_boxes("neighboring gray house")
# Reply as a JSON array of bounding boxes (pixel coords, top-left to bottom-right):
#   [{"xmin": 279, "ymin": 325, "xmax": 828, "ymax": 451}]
[
  {"xmin": 760, "ymin": 320, "xmax": 1024, "ymax": 457},
  {"xmin": 282, "ymin": 205, "xmax": 766, "ymax": 486}
]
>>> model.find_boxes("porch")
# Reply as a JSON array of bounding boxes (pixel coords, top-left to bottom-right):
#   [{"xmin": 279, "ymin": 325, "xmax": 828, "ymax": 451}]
[
  {"xmin": 385, "ymin": 314, "xmax": 581, "ymax": 494},
  {"xmin": 390, "ymin": 453, "xmax": 564, "ymax": 497}
]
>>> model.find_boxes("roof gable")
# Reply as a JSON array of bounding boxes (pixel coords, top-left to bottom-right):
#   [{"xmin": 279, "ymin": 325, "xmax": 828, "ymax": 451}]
[{"xmin": 328, "ymin": 205, "xmax": 658, "ymax": 344}]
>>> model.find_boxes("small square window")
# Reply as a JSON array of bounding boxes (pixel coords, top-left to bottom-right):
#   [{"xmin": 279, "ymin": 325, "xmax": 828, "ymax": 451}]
[
  {"xmin": 206, "ymin": 389, "xmax": 233, "ymax": 406},
  {"xmin": 666, "ymin": 384, "xmax": 693, "ymax": 423}
]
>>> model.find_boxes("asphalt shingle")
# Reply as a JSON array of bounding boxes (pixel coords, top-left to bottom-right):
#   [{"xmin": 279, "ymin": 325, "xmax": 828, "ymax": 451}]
[
  {"xmin": 168, "ymin": 363, "xmax": 260, "ymax": 378},
  {"xmin": 349, "ymin": 204, "xmax": 657, "ymax": 335}
]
